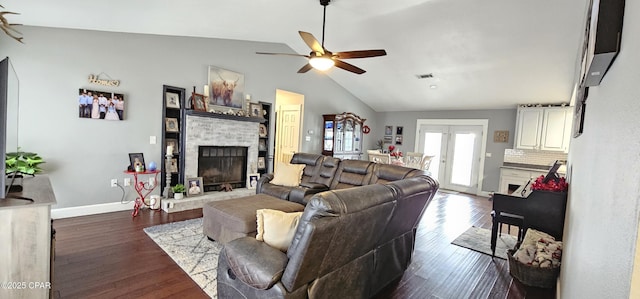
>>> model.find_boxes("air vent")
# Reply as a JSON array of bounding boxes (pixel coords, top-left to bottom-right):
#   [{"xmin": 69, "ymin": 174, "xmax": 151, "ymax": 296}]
[{"xmin": 416, "ymin": 73, "xmax": 433, "ymax": 79}]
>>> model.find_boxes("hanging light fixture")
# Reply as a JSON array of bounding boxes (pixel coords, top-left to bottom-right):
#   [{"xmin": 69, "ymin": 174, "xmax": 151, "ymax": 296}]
[{"xmin": 309, "ymin": 55, "xmax": 335, "ymax": 71}]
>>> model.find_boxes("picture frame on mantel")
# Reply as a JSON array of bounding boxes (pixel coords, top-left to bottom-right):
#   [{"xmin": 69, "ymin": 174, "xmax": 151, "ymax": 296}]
[
  {"xmin": 191, "ymin": 92, "xmax": 207, "ymax": 112},
  {"xmin": 207, "ymin": 66, "xmax": 245, "ymax": 113}
]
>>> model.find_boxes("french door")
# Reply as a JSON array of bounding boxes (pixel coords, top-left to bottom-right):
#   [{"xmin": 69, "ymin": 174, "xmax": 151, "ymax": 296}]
[{"xmin": 416, "ymin": 120, "xmax": 486, "ymax": 194}]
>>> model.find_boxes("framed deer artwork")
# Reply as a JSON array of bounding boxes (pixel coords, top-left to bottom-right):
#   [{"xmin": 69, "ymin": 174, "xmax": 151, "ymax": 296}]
[{"xmin": 207, "ymin": 66, "xmax": 246, "ymax": 112}]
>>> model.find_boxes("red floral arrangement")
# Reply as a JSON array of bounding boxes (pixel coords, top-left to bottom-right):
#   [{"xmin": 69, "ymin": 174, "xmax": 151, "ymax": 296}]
[
  {"xmin": 388, "ymin": 145, "xmax": 403, "ymax": 159},
  {"xmin": 530, "ymin": 175, "xmax": 568, "ymax": 192}
]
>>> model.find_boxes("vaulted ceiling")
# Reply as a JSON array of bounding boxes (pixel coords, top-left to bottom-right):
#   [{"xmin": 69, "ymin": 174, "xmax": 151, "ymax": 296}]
[{"xmin": 8, "ymin": 0, "xmax": 589, "ymax": 111}]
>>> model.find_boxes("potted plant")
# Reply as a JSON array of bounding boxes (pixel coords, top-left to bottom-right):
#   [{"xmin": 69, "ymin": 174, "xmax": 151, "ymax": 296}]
[
  {"xmin": 5, "ymin": 149, "xmax": 45, "ymax": 192},
  {"xmin": 172, "ymin": 184, "xmax": 185, "ymax": 199}
]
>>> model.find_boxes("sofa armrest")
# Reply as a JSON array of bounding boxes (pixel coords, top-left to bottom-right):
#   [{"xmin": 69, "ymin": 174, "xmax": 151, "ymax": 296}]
[
  {"xmin": 223, "ymin": 237, "xmax": 289, "ymax": 290},
  {"xmin": 289, "ymin": 183, "xmax": 329, "ymax": 205},
  {"xmin": 256, "ymin": 173, "xmax": 275, "ymax": 194}
]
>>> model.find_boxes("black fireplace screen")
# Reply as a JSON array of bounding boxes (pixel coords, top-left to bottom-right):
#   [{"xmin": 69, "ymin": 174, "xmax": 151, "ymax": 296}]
[{"xmin": 198, "ymin": 146, "xmax": 247, "ymax": 191}]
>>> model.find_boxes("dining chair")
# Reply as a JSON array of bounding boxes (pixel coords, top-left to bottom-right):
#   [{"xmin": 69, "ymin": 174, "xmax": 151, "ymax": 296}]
[
  {"xmin": 421, "ymin": 155, "xmax": 435, "ymax": 171},
  {"xmin": 368, "ymin": 152, "xmax": 391, "ymax": 164},
  {"xmin": 404, "ymin": 152, "xmax": 425, "ymax": 169}
]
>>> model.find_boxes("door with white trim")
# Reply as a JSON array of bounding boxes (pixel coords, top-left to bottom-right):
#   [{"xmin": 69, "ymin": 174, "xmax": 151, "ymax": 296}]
[
  {"xmin": 274, "ymin": 104, "xmax": 301, "ymax": 170},
  {"xmin": 417, "ymin": 123, "xmax": 484, "ymax": 194}
]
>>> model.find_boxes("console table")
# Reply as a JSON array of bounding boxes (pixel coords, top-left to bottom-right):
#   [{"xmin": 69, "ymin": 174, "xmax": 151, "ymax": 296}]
[
  {"xmin": 124, "ymin": 170, "xmax": 161, "ymax": 217},
  {"xmin": 0, "ymin": 175, "xmax": 56, "ymax": 299}
]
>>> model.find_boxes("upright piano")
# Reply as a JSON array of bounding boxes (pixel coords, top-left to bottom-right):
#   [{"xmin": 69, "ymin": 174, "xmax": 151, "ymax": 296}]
[{"xmin": 491, "ymin": 190, "xmax": 568, "ymax": 255}]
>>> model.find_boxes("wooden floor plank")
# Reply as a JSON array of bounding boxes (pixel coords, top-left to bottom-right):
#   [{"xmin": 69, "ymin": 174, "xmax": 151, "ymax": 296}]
[{"xmin": 53, "ymin": 193, "xmax": 554, "ymax": 298}]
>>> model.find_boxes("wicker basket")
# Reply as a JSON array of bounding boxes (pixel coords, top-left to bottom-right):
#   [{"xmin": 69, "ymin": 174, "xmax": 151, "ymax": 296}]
[{"xmin": 507, "ymin": 249, "xmax": 560, "ymax": 288}]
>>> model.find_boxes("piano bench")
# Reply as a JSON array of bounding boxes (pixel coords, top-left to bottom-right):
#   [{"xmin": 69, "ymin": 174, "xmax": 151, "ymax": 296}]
[{"xmin": 491, "ymin": 211, "xmax": 525, "ymax": 244}]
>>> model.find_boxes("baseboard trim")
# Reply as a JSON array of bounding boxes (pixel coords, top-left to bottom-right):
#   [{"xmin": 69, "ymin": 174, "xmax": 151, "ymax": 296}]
[
  {"xmin": 52, "ymin": 201, "xmax": 133, "ymax": 219},
  {"xmin": 477, "ymin": 190, "xmax": 493, "ymax": 198}
]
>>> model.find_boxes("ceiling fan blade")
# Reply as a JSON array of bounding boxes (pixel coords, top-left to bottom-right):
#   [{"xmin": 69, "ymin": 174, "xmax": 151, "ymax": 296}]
[
  {"xmin": 299, "ymin": 31, "xmax": 325, "ymax": 54},
  {"xmin": 297, "ymin": 63, "xmax": 313, "ymax": 73},
  {"xmin": 334, "ymin": 59, "xmax": 366, "ymax": 74},
  {"xmin": 335, "ymin": 49, "xmax": 387, "ymax": 59},
  {"xmin": 256, "ymin": 52, "xmax": 309, "ymax": 58}
]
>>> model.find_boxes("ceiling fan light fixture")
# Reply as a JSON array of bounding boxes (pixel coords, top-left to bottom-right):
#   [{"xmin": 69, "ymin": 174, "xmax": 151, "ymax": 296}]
[{"xmin": 309, "ymin": 56, "xmax": 335, "ymax": 71}]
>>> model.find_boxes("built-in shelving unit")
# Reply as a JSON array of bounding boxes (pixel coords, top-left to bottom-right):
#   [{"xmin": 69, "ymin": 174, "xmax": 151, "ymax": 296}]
[
  {"xmin": 258, "ymin": 101, "xmax": 272, "ymax": 175},
  {"xmin": 161, "ymin": 85, "xmax": 186, "ymax": 193}
]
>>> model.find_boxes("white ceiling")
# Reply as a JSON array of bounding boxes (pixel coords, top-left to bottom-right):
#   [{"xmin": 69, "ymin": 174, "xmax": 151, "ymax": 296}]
[{"xmin": 8, "ymin": 0, "xmax": 589, "ymax": 112}]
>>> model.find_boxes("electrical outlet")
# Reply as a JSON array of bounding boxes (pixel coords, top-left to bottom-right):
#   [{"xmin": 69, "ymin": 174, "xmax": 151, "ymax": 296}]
[
  {"xmin": 124, "ymin": 178, "xmax": 131, "ymax": 186},
  {"xmin": 110, "ymin": 179, "xmax": 118, "ymax": 187}
]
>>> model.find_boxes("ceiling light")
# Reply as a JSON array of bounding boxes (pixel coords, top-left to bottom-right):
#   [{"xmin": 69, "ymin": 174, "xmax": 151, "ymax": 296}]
[
  {"xmin": 309, "ymin": 56, "xmax": 335, "ymax": 71},
  {"xmin": 430, "ymin": 85, "xmax": 438, "ymax": 89}
]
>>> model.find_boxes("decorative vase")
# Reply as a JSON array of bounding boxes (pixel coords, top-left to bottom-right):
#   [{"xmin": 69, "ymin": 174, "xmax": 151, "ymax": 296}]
[
  {"xmin": 174, "ymin": 193, "xmax": 184, "ymax": 200},
  {"xmin": 148, "ymin": 161, "xmax": 157, "ymax": 171}
]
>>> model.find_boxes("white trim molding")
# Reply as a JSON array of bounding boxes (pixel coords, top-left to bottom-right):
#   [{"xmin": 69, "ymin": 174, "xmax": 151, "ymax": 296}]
[
  {"xmin": 52, "ymin": 201, "xmax": 132, "ymax": 219},
  {"xmin": 414, "ymin": 118, "xmax": 489, "ymax": 197}
]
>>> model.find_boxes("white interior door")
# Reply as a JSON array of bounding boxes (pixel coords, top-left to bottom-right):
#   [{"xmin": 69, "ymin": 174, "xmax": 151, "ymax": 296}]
[
  {"xmin": 274, "ymin": 104, "xmax": 301, "ymax": 170},
  {"xmin": 418, "ymin": 123, "xmax": 484, "ymax": 194}
]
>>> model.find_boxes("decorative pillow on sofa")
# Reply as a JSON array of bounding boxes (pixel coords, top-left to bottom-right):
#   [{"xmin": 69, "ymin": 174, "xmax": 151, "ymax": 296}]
[
  {"xmin": 269, "ymin": 162, "xmax": 305, "ymax": 187},
  {"xmin": 256, "ymin": 209, "xmax": 304, "ymax": 252}
]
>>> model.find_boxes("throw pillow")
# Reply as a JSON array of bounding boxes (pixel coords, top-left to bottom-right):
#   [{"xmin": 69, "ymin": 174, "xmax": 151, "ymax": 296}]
[
  {"xmin": 270, "ymin": 162, "xmax": 305, "ymax": 187},
  {"xmin": 256, "ymin": 209, "xmax": 304, "ymax": 252}
]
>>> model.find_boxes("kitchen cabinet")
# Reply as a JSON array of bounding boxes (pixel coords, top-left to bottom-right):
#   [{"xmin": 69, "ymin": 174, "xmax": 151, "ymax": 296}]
[
  {"xmin": 322, "ymin": 112, "xmax": 365, "ymax": 160},
  {"xmin": 498, "ymin": 167, "xmax": 566, "ymax": 195},
  {"xmin": 499, "ymin": 168, "xmax": 547, "ymax": 195},
  {"xmin": 515, "ymin": 106, "xmax": 573, "ymax": 152}
]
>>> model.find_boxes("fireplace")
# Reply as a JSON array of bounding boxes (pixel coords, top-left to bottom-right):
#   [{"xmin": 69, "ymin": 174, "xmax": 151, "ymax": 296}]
[{"xmin": 198, "ymin": 146, "xmax": 247, "ymax": 192}]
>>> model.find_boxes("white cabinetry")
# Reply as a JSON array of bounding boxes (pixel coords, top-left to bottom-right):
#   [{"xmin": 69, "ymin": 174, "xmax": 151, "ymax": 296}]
[
  {"xmin": 515, "ymin": 106, "xmax": 573, "ymax": 152},
  {"xmin": 499, "ymin": 168, "xmax": 547, "ymax": 195}
]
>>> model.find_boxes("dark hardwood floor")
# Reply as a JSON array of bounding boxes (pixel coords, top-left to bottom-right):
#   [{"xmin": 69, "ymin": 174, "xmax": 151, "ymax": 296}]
[{"xmin": 52, "ymin": 192, "xmax": 555, "ymax": 299}]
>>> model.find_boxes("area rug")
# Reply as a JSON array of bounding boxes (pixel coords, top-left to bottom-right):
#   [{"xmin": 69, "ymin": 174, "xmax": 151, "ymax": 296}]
[
  {"xmin": 451, "ymin": 226, "xmax": 517, "ymax": 260},
  {"xmin": 143, "ymin": 218, "xmax": 219, "ymax": 298}
]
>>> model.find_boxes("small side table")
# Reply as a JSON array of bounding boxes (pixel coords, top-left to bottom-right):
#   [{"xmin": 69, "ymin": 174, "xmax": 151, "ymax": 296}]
[{"xmin": 124, "ymin": 170, "xmax": 161, "ymax": 217}]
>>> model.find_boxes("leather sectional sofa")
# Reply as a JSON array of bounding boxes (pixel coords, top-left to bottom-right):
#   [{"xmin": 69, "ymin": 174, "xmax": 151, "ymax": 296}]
[{"xmin": 212, "ymin": 153, "xmax": 440, "ymax": 298}]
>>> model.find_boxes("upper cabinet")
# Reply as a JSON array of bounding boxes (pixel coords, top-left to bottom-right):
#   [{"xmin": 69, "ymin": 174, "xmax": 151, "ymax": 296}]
[
  {"xmin": 515, "ymin": 106, "xmax": 573, "ymax": 152},
  {"xmin": 322, "ymin": 112, "xmax": 366, "ymax": 160}
]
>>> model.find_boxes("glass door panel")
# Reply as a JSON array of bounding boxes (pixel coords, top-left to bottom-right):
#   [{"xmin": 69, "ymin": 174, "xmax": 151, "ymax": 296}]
[
  {"xmin": 450, "ymin": 132, "xmax": 476, "ymax": 186},
  {"xmin": 323, "ymin": 121, "xmax": 333, "ymax": 151},
  {"xmin": 344, "ymin": 120, "xmax": 353, "ymax": 151}
]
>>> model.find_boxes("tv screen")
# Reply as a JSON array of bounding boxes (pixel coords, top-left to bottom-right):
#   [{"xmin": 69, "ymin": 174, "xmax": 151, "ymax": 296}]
[{"xmin": 1, "ymin": 57, "xmax": 19, "ymax": 199}]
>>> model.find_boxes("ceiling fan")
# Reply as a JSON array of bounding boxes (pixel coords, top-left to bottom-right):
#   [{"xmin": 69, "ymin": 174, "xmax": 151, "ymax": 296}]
[{"xmin": 256, "ymin": 0, "xmax": 387, "ymax": 75}]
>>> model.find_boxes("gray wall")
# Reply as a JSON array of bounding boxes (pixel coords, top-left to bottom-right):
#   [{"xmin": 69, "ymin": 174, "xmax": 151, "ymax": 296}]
[
  {"xmin": 560, "ymin": 1, "xmax": 640, "ymax": 297},
  {"xmin": 375, "ymin": 109, "xmax": 516, "ymax": 192},
  {"xmin": 0, "ymin": 26, "xmax": 377, "ymax": 209}
]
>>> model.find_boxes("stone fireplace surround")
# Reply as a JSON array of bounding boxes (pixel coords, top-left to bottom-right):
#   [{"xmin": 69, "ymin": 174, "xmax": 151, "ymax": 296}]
[{"xmin": 184, "ymin": 115, "xmax": 259, "ymax": 188}]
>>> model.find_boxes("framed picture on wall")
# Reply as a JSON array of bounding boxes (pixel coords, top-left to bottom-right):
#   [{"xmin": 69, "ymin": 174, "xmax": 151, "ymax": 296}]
[
  {"xmin": 385, "ymin": 126, "xmax": 393, "ymax": 136},
  {"xmin": 396, "ymin": 126, "xmax": 403, "ymax": 135},
  {"xmin": 207, "ymin": 66, "xmax": 245, "ymax": 112},
  {"xmin": 78, "ymin": 88, "xmax": 125, "ymax": 121},
  {"xmin": 257, "ymin": 157, "xmax": 266, "ymax": 169}
]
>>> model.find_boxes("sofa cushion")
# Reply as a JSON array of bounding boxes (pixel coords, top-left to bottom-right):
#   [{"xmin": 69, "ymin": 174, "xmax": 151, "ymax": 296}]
[
  {"xmin": 329, "ymin": 159, "xmax": 374, "ymax": 189},
  {"xmin": 224, "ymin": 237, "xmax": 289, "ymax": 290},
  {"xmin": 270, "ymin": 162, "xmax": 306, "ymax": 187},
  {"xmin": 256, "ymin": 209, "xmax": 303, "ymax": 252},
  {"xmin": 290, "ymin": 153, "xmax": 324, "ymax": 184}
]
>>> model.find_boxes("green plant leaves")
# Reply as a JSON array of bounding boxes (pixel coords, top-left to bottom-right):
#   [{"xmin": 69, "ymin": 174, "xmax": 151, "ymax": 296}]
[{"xmin": 5, "ymin": 150, "xmax": 45, "ymax": 175}]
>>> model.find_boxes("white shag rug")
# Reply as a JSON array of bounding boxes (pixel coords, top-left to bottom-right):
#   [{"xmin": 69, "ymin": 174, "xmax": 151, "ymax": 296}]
[{"xmin": 143, "ymin": 218, "xmax": 220, "ymax": 298}]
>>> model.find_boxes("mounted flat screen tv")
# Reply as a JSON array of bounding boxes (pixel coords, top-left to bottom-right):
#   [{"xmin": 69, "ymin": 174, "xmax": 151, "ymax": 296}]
[{"xmin": 0, "ymin": 57, "xmax": 19, "ymax": 199}]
